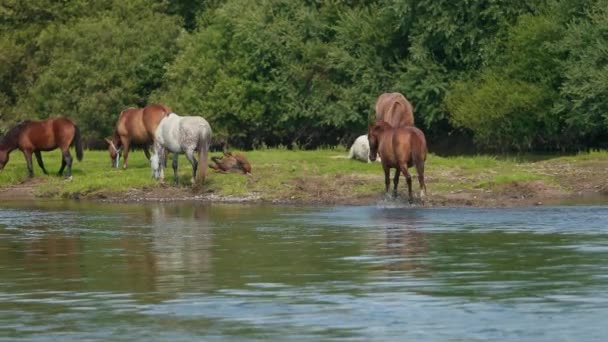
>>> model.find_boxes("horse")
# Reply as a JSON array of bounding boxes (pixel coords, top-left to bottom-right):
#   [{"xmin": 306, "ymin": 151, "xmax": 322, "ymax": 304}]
[
  {"xmin": 375, "ymin": 92, "xmax": 414, "ymax": 128},
  {"xmin": 368, "ymin": 120, "xmax": 427, "ymax": 203},
  {"xmin": 348, "ymin": 134, "xmax": 381, "ymax": 163},
  {"xmin": 150, "ymin": 113, "xmax": 212, "ymax": 185},
  {"xmin": 210, "ymin": 151, "xmax": 252, "ymax": 175},
  {"xmin": 0, "ymin": 117, "xmax": 83, "ymax": 179},
  {"xmin": 105, "ymin": 103, "xmax": 171, "ymax": 168}
]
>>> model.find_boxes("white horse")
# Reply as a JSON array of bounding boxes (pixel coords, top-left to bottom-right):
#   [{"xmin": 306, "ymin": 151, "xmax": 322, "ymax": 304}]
[
  {"xmin": 348, "ymin": 134, "xmax": 380, "ymax": 163},
  {"xmin": 150, "ymin": 113, "xmax": 212, "ymax": 185}
]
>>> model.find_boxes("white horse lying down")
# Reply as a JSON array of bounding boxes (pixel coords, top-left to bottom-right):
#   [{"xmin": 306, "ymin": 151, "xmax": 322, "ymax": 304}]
[
  {"xmin": 348, "ymin": 134, "xmax": 380, "ymax": 163},
  {"xmin": 150, "ymin": 113, "xmax": 212, "ymax": 184}
]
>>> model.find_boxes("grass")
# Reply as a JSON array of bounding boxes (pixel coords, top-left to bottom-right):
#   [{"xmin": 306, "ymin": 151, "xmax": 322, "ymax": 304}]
[{"xmin": 1, "ymin": 147, "xmax": 606, "ymax": 201}]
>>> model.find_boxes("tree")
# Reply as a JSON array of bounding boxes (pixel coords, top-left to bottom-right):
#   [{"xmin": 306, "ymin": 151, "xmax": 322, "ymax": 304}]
[{"xmin": 14, "ymin": 1, "xmax": 181, "ymax": 138}]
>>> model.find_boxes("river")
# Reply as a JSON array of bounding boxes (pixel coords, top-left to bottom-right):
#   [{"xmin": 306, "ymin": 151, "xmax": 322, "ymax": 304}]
[{"xmin": 1, "ymin": 201, "xmax": 607, "ymax": 341}]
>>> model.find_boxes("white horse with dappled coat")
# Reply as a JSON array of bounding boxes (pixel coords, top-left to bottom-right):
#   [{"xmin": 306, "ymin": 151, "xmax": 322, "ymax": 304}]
[{"xmin": 150, "ymin": 112, "xmax": 212, "ymax": 185}]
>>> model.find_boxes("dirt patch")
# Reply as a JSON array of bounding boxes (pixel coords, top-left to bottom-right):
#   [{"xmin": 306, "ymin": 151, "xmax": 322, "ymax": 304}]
[
  {"xmin": 0, "ymin": 178, "xmax": 45, "ymax": 201},
  {"xmin": 288, "ymin": 174, "xmax": 377, "ymax": 205}
]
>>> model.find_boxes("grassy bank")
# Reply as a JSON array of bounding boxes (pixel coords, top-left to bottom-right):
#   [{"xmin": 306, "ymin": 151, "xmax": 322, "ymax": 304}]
[{"xmin": 0, "ymin": 148, "xmax": 607, "ymax": 205}]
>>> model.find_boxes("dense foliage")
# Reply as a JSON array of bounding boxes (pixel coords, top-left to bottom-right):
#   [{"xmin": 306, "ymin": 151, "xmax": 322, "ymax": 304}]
[{"xmin": 1, "ymin": 0, "xmax": 607, "ymax": 151}]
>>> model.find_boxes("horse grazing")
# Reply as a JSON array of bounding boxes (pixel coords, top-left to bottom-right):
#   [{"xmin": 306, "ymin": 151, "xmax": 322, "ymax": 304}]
[
  {"xmin": 375, "ymin": 92, "xmax": 414, "ymax": 128},
  {"xmin": 210, "ymin": 151, "xmax": 252, "ymax": 175},
  {"xmin": 348, "ymin": 134, "xmax": 381, "ymax": 163},
  {"xmin": 0, "ymin": 117, "xmax": 83, "ymax": 179},
  {"xmin": 105, "ymin": 103, "xmax": 171, "ymax": 168},
  {"xmin": 368, "ymin": 120, "xmax": 427, "ymax": 203},
  {"xmin": 150, "ymin": 113, "xmax": 212, "ymax": 185}
]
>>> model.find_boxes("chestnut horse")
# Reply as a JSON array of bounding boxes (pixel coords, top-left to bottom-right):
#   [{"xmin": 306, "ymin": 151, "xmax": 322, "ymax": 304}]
[
  {"xmin": 368, "ymin": 120, "xmax": 427, "ymax": 203},
  {"xmin": 0, "ymin": 117, "xmax": 83, "ymax": 178},
  {"xmin": 375, "ymin": 92, "xmax": 414, "ymax": 128},
  {"xmin": 105, "ymin": 103, "xmax": 171, "ymax": 168},
  {"xmin": 210, "ymin": 151, "xmax": 252, "ymax": 175}
]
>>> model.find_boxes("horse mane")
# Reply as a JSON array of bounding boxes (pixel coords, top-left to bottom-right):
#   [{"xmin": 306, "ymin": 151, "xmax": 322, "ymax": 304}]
[{"xmin": 0, "ymin": 120, "xmax": 30, "ymax": 148}]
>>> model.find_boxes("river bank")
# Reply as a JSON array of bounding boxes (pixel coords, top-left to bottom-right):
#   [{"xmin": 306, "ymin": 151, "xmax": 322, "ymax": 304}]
[{"xmin": 0, "ymin": 149, "xmax": 607, "ymax": 207}]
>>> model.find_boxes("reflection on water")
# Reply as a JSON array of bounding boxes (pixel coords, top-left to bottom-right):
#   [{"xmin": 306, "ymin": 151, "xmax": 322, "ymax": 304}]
[
  {"xmin": 1, "ymin": 202, "xmax": 608, "ymax": 340},
  {"xmin": 145, "ymin": 204, "xmax": 213, "ymax": 292}
]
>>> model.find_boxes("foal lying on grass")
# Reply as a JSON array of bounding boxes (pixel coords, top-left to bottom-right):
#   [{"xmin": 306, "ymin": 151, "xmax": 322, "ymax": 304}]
[{"xmin": 209, "ymin": 151, "xmax": 252, "ymax": 175}]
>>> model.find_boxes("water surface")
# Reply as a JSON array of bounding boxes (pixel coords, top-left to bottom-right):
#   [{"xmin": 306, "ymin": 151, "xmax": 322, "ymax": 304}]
[{"xmin": 1, "ymin": 201, "xmax": 607, "ymax": 341}]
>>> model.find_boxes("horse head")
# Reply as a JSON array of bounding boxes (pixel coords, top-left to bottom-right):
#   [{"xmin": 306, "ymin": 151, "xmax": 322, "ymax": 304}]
[
  {"xmin": 367, "ymin": 121, "xmax": 387, "ymax": 162},
  {"xmin": 104, "ymin": 137, "xmax": 122, "ymax": 168}
]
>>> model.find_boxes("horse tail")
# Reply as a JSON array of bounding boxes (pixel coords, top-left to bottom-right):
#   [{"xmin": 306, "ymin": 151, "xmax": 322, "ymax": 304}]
[
  {"xmin": 197, "ymin": 125, "xmax": 211, "ymax": 183},
  {"xmin": 198, "ymin": 141, "xmax": 209, "ymax": 182},
  {"xmin": 73, "ymin": 124, "xmax": 84, "ymax": 161}
]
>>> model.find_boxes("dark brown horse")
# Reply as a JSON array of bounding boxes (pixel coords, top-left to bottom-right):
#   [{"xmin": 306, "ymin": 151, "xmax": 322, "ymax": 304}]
[
  {"xmin": 368, "ymin": 120, "xmax": 427, "ymax": 203},
  {"xmin": 105, "ymin": 103, "xmax": 171, "ymax": 168},
  {"xmin": 210, "ymin": 151, "xmax": 252, "ymax": 175},
  {"xmin": 0, "ymin": 117, "xmax": 83, "ymax": 178},
  {"xmin": 375, "ymin": 92, "xmax": 415, "ymax": 128}
]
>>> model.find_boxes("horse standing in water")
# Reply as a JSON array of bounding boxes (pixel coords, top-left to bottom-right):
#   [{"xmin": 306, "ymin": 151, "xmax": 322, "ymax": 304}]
[
  {"xmin": 0, "ymin": 118, "xmax": 83, "ymax": 179},
  {"xmin": 150, "ymin": 113, "xmax": 212, "ymax": 185},
  {"xmin": 375, "ymin": 92, "xmax": 414, "ymax": 128},
  {"xmin": 105, "ymin": 103, "xmax": 171, "ymax": 168},
  {"xmin": 368, "ymin": 120, "xmax": 427, "ymax": 203}
]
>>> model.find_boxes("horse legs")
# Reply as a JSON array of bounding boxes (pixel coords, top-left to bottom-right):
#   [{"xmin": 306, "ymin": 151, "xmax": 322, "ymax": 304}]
[
  {"xmin": 400, "ymin": 163, "xmax": 413, "ymax": 204},
  {"xmin": 58, "ymin": 157, "xmax": 67, "ymax": 176},
  {"xmin": 120, "ymin": 137, "xmax": 130, "ymax": 169},
  {"xmin": 22, "ymin": 150, "xmax": 34, "ymax": 178},
  {"xmin": 210, "ymin": 156, "xmax": 226, "ymax": 173},
  {"xmin": 415, "ymin": 161, "xmax": 427, "ymax": 202},
  {"xmin": 382, "ymin": 164, "xmax": 391, "ymax": 195},
  {"xmin": 392, "ymin": 168, "xmax": 400, "ymax": 198},
  {"xmin": 62, "ymin": 150, "xmax": 73, "ymax": 179},
  {"xmin": 172, "ymin": 153, "xmax": 179, "ymax": 184},
  {"xmin": 185, "ymin": 149, "xmax": 198, "ymax": 184},
  {"xmin": 34, "ymin": 151, "xmax": 48, "ymax": 175},
  {"xmin": 144, "ymin": 145, "xmax": 151, "ymax": 160},
  {"xmin": 157, "ymin": 148, "xmax": 166, "ymax": 182}
]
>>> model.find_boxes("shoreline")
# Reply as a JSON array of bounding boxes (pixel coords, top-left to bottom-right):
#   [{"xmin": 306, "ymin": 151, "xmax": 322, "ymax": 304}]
[
  {"xmin": 1, "ymin": 150, "xmax": 607, "ymax": 208},
  {"xmin": 2, "ymin": 181, "xmax": 606, "ymax": 208}
]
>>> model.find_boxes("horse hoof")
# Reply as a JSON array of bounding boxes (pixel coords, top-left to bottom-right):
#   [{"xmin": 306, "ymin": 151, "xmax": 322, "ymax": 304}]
[{"xmin": 64, "ymin": 176, "xmax": 73, "ymax": 181}]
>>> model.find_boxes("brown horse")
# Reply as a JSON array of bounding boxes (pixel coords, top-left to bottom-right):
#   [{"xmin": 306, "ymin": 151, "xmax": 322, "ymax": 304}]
[
  {"xmin": 368, "ymin": 120, "xmax": 427, "ymax": 203},
  {"xmin": 0, "ymin": 117, "xmax": 83, "ymax": 178},
  {"xmin": 375, "ymin": 92, "xmax": 414, "ymax": 128},
  {"xmin": 210, "ymin": 151, "xmax": 252, "ymax": 175},
  {"xmin": 105, "ymin": 103, "xmax": 171, "ymax": 168}
]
